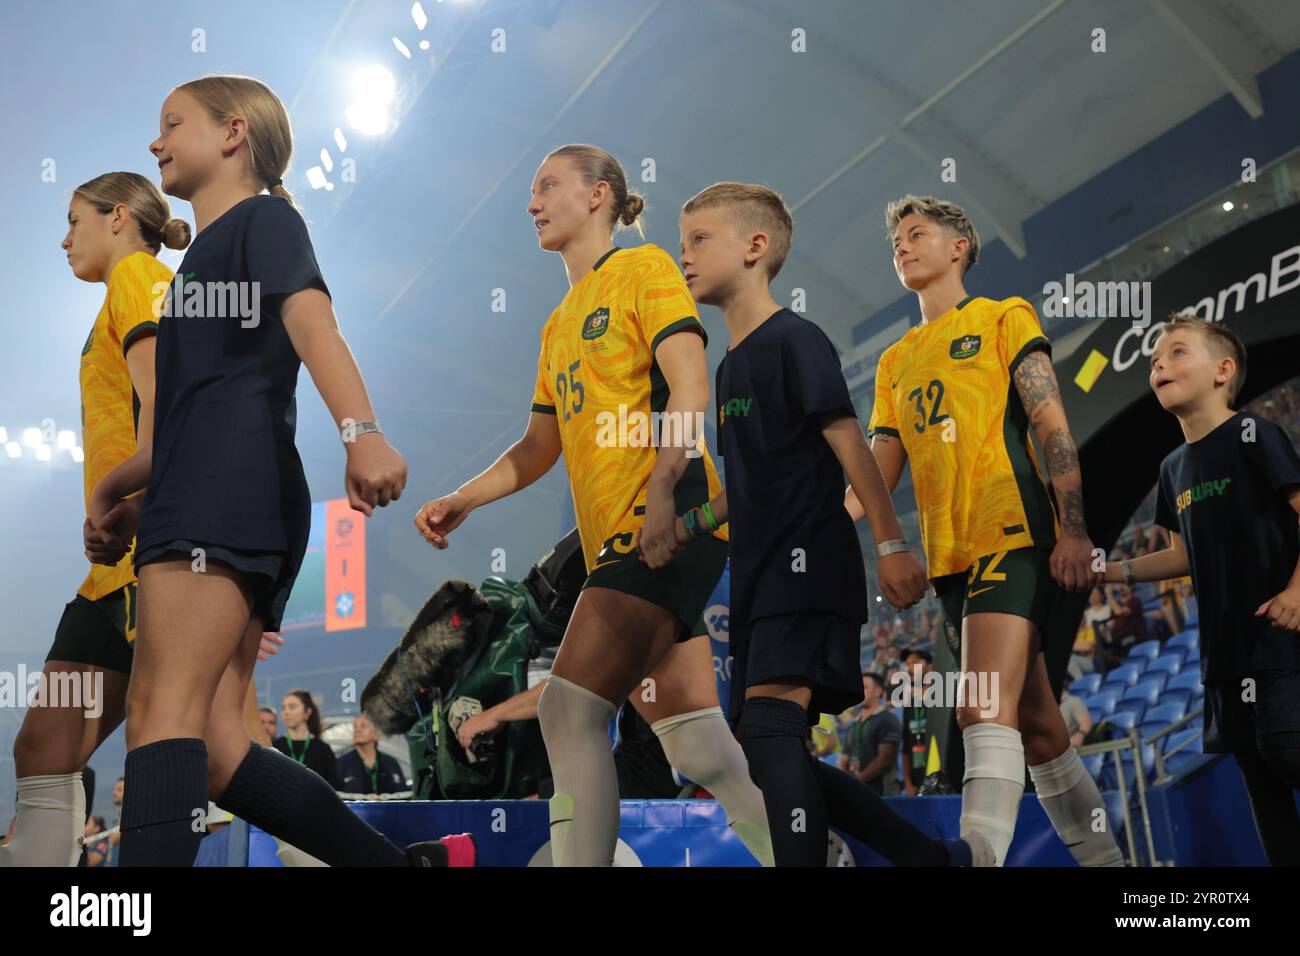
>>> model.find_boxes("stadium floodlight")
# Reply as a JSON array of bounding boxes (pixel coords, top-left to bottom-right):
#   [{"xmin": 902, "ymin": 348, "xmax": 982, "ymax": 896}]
[
  {"xmin": 71, "ymin": 446, "xmax": 84, "ymax": 463},
  {"xmin": 22, "ymin": 427, "xmax": 42, "ymax": 448},
  {"xmin": 57, "ymin": 430, "xmax": 75, "ymax": 450},
  {"xmin": 4, "ymin": 442, "xmax": 19, "ymax": 459},
  {"xmin": 346, "ymin": 66, "xmax": 396, "ymax": 137},
  {"xmin": 36, "ymin": 444, "xmax": 52, "ymax": 462}
]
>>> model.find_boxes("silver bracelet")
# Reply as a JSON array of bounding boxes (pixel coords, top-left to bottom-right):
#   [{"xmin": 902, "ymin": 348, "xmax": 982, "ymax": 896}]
[
  {"xmin": 1122, "ymin": 559, "xmax": 1136, "ymax": 587},
  {"xmin": 876, "ymin": 539, "xmax": 911, "ymax": 558},
  {"xmin": 341, "ymin": 419, "xmax": 382, "ymax": 443}
]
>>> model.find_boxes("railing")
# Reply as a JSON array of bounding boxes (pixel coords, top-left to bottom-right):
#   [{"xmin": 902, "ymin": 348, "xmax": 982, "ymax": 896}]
[{"xmin": 1075, "ymin": 706, "xmax": 1205, "ymax": 866}]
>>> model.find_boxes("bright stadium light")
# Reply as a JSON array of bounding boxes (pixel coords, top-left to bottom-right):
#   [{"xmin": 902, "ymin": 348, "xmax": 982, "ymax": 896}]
[
  {"xmin": 4, "ymin": 442, "xmax": 20, "ymax": 459},
  {"xmin": 412, "ymin": 2, "xmax": 428, "ymax": 31},
  {"xmin": 57, "ymin": 430, "xmax": 75, "ymax": 450},
  {"xmin": 71, "ymin": 446, "xmax": 84, "ymax": 463},
  {"xmin": 346, "ymin": 66, "xmax": 396, "ymax": 136},
  {"xmin": 22, "ymin": 427, "xmax": 41, "ymax": 448},
  {"xmin": 36, "ymin": 444, "xmax": 52, "ymax": 462},
  {"xmin": 1222, "ymin": 201, "xmax": 1234, "ymax": 212}
]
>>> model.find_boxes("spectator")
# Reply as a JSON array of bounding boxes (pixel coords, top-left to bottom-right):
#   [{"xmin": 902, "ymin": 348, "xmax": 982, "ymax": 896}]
[
  {"xmin": 258, "ymin": 706, "xmax": 278, "ymax": 743},
  {"xmin": 83, "ymin": 816, "xmax": 110, "ymax": 867},
  {"xmin": 1102, "ymin": 582, "xmax": 1148, "ymax": 669},
  {"xmin": 898, "ymin": 648, "xmax": 935, "ymax": 796},
  {"xmin": 839, "ymin": 673, "xmax": 902, "ymax": 795},
  {"xmin": 105, "ymin": 776, "xmax": 124, "ymax": 866},
  {"xmin": 336, "ymin": 714, "xmax": 408, "ymax": 794},
  {"xmin": 1058, "ymin": 684, "xmax": 1092, "ymax": 749},
  {"xmin": 274, "ymin": 689, "xmax": 338, "ymax": 787}
]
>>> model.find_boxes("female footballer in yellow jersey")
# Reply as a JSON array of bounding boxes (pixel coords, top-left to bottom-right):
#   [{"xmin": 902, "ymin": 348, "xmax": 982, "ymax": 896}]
[
  {"xmin": 0, "ymin": 173, "xmax": 188, "ymax": 867},
  {"xmin": 415, "ymin": 145, "xmax": 773, "ymax": 867},
  {"xmin": 850, "ymin": 196, "xmax": 1123, "ymax": 867}
]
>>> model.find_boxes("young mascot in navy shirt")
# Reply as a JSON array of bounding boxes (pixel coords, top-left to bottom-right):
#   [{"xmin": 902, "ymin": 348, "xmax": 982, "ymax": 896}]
[
  {"xmin": 647, "ymin": 181, "xmax": 989, "ymax": 866},
  {"xmin": 86, "ymin": 75, "xmax": 472, "ymax": 867},
  {"xmin": 1105, "ymin": 314, "xmax": 1300, "ymax": 865}
]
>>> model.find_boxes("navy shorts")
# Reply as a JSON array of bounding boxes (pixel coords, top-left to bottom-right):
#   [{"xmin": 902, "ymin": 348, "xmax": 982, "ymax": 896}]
[
  {"xmin": 46, "ymin": 584, "xmax": 137, "ymax": 674},
  {"xmin": 583, "ymin": 532, "xmax": 727, "ymax": 641},
  {"xmin": 135, "ymin": 538, "xmax": 301, "ymax": 633},
  {"xmin": 1203, "ymin": 670, "xmax": 1300, "ymax": 753},
  {"xmin": 729, "ymin": 611, "xmax": 864, "ymax": 727}
]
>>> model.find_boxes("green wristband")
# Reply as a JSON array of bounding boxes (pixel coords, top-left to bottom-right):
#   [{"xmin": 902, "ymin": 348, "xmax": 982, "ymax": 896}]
[{"xmin": 700, "ymin": 502, "xmax": 718, "ymax": 532}]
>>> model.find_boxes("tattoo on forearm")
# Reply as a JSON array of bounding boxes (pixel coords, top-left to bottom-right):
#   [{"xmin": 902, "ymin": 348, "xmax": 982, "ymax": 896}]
[
  {"xmin": 1043, "ymin": 427, "xmax": 1079, "ymax": 477},
  {"xmin": 1013, "ymin": 351, "xmax": 1061, "ymax": 428},
  {"xmin": 1059, "ymin": 488, "xmax": 1086, "ymax": 536}
]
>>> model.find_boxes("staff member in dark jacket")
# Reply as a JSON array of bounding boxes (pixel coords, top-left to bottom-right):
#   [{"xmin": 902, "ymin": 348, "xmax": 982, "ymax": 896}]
[
  {"xmin": 337, "ymin": 714, "xmax": 407, "ymax": 794},
  {"xmin": 274, "ymin": 689, "xmax": 338, "ymax": 788}
]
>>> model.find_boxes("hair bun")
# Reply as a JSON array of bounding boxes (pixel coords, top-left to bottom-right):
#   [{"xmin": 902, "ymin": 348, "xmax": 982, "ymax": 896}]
[
  {"xmin": 621, "ymin": 192, "xmax": 645, "ymax": 226},
  {"xmin": 161, "ymin": 217, "xmax": 192, "ymax": 251}
]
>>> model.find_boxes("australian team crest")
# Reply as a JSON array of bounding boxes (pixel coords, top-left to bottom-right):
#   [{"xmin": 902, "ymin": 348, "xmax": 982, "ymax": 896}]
[
  {"xmin": 949, "ymin": 334, "xmax": 981, "ymax": 360},
  {"xmin": 582, "ymin": 307, "xmax": 610, "ymax": 340}
]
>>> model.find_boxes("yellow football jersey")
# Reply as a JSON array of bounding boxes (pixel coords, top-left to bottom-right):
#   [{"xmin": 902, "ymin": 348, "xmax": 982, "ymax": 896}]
[
  {"xmin": 867, "ymin": 295, "xmax": 1059, "ymax": 578},
  {"xmin": 530, "ymin": 244, "xmax": 727, "ymax": 573},
  {"xmin": 78, "ymin": 251, "xmax": 173, "ymax": 601}
]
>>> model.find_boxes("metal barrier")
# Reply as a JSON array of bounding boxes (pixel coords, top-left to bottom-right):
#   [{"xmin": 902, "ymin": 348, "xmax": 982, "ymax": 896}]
[{"xmin": 1076, "ymin": 706, "xmax": 1203, "ymax": 866}]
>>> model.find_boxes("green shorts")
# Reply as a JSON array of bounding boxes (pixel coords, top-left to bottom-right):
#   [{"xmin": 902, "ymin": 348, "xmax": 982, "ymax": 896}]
[
  {"xmin": 46, "ymin": 584, "xmax": 137, "ymax": 674},
  {"xmin": 583, "ymin": 530, "xmax": 728, "ymax": 641},
  {"xmin": 933, "ymin": 547, "xmax": 1057, "ymax": 658}
]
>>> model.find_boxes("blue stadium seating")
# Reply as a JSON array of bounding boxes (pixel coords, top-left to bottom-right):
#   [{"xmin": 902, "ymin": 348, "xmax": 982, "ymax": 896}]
[
  {"xmin": 1146, "ymin": 655, "xmax": 1182, "ymax": 680},
  {"xmin": 1070, "ymin": 673, "xmax": 1102, "ymax": 697},
  {"xmin": 1102, "ymin": 662, "xmax": 1144, "ymax": 691},
  {"xmin": 1167, "ymin": 669, "xmax": 1203, "ymax": 695},
  {"xmin": 1086, "ymin": 689, "xmax": 1120, "ymax": 718},
  {"xmin": 1143, "ymin": 701, "xmax": 1188, "ymax": 728},
  {"xmin": 1128, "ymin": 640, "xmax": 1161, "ymax": 663}
]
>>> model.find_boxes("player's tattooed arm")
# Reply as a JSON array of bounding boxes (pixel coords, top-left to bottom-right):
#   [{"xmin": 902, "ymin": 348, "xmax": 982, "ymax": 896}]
[{"xmin": 1013, "ymin": 349, "xmax": 1088, "ymax": 537}]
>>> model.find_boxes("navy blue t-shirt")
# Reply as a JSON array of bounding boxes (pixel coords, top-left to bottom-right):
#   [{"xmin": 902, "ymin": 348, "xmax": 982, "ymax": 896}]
[
  {"xmin": 715, "ymin": 309, "xmax": 869, "ymax": 625},
  {"xmin": 139, "ymin": 195, "xmax": 329, "ymax": 556},
  {"xmin": 336, "ymin": 749, "xmax": 408, "ymax": 794},
  {"xmin": 1154, "ymin": 412, "xmax": 1300, "ymax": 681}
]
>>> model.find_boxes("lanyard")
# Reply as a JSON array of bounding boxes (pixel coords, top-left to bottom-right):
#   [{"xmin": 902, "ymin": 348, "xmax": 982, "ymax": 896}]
[
  {"xmin": 366, "ymin": 753, "xmax": 380, "ymax": 792},
  {"xmin": 286, "ymin": 734, "xmax": 312, "ymax": 763}
]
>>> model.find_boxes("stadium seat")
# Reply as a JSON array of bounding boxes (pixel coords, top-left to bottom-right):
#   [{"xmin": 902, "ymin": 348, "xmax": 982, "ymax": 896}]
[
  {"xmin": 1183, "ymin": 611, "xmax": 1199, "ymax": 630},
  {"xmin": 1102, "ymin": 663, "xmax": 1143, "ymax": 691},
  {"xmin": 1164, "ymin": 728, "xmax": 1203, "ymax": 756},
  {"xmin": 1167, "ymin": 670, "xmax": 1203, "ymax": 694},
  {"xmin": 1123, "ymin": 681, "xmax": 1163, "ymax": 709},
  {"xmin": 1128, "ymin": 640, "xmax": 1161, "ymax": 663},
  {"xmin": 1144, "ymin": 701, "xmax": 1188, "ymax": 727},
  {"xmin": 1168, "ymin": 629, "xmax": 1198, "ymax": 653},
  {"xmin": 1146, "ymin": 656, "xmax": 1181, "ymax": 680},
  {"xmin": 1161, "ymin": 728, "xmax": 1206, "ymax": 776},
  {"xmin": 1105, "ymin": 710, "xmax": 1137, "ymax": 733},
  {"xmin": 1082, "ymin": 753, "xmax": 1105, "ymax": 781},
  {"xmin": 1113, "ymin": 697, "xmax": 1147, "ymax": 721},
  {"xmin": 1070, "ymin": 673, "xmax": 1102, "ymax": 697},
  {"xmin": 1086, "ymin": 689, "xmax": 1120, "ymax": 718},
  {"xmin": 1159, "ymin": 688, "xmax": 1194, "ymax": 712}
]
